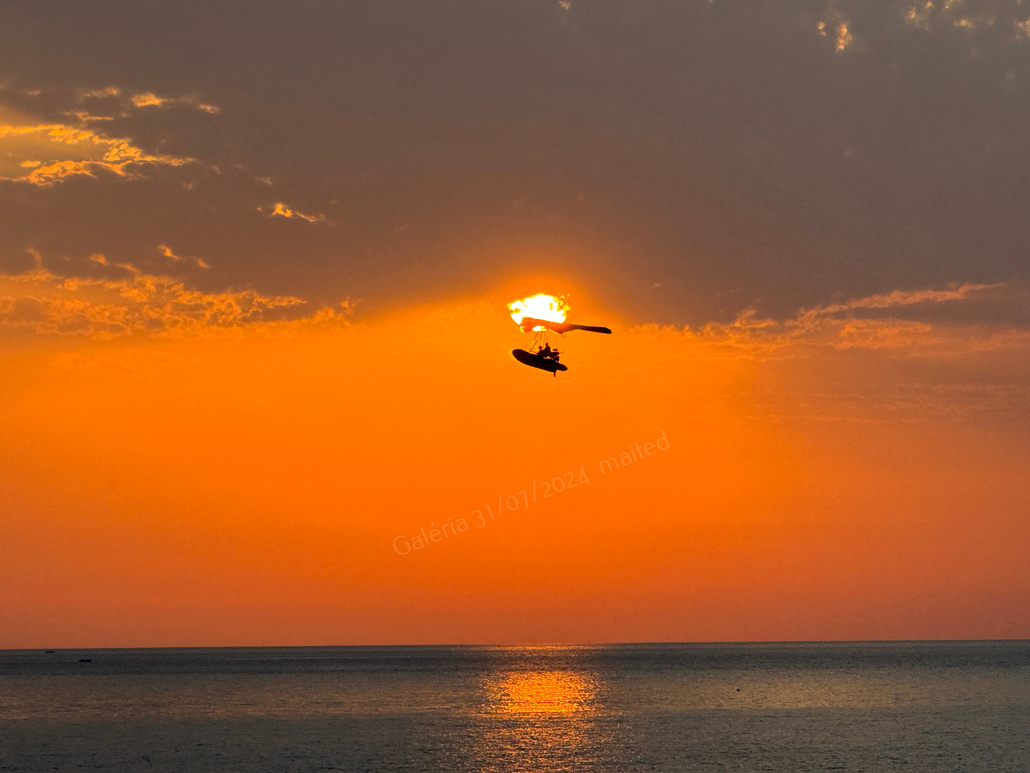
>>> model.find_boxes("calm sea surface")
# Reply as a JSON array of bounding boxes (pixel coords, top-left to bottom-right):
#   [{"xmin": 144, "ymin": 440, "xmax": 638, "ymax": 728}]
[{"xmin": 1, "ymin": 642, "xmax": 1028, "ymax": 772}]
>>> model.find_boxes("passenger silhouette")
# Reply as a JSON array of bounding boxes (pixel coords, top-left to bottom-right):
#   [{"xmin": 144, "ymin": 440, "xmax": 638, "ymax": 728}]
[{"xmin": 539, "ymin": 344, "xmax": 559, "ymax": 361}]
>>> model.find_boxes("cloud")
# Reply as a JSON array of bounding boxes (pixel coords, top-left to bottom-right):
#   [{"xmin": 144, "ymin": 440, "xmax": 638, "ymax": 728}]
[
  {"xmin": 130, "ymin": 91, "xmax": 220, "ymax": 114},
  {"xmin": 130, "ymin": 92, "xmax": 167, "ymax": 108},
  {"xmin": 261, "ymin": 202, "xmax": 329, "ymax": 224},
  {"xmin": 677, "ymin": 282, "xmax": 1027, "ymax": 359},
  {"xmin": 896, "ymin": 0, "xmax": 1030, "ymax": 37},
  {"xmin": 67, "ymin": 110, "xmax": 114, "ymax": 123},
  {"xmin": 816, "ymin": 8, "xmax": 854, "ymax": 53},
  {"xmin": 803, "ymin": 283, "xmax": 1001, "ymax": 316},
  {"xmin": 0, "ymin": 106, "xmax": 193, "ymax": 185},
  {"xmin": 0, "ymin": 251, "xmax": 350, "ymax": 339},
  {"xmin": 78, "ymin": 86, "xmax": 121, "ymax": 100},
  {"xmin": 158, "ymin": 244, "xmax": 210, "ymax": 270},
  {"xmin": 76, "ymin": 86, "xmax": 220, "ymax": 114}
]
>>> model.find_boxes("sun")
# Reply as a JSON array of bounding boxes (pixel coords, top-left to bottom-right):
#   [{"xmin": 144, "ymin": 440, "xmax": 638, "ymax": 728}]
[{"xmin": 507, "ymin": 294, "xmax": 569, "ymax": 330}]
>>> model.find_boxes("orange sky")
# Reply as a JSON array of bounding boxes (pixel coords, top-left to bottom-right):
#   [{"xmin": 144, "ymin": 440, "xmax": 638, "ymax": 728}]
[
  {"xmin": 2, "ymin": 290, "xmax": 1027, "ymax": 647},
  {"xmin": 3, "ymin": 1, "xmax": 1030, "ymax": 646}
]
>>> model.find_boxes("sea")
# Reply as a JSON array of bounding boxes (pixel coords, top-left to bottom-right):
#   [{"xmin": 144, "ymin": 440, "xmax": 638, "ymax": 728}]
[{"xmin": 1, "ymin": 642, "xmax": 1028, "ymax": 772}]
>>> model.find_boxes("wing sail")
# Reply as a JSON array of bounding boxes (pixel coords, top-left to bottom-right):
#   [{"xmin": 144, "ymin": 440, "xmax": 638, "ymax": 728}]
[{"xmin": 520, "ymin": 317, "xmax": 612, "ymax": 335}]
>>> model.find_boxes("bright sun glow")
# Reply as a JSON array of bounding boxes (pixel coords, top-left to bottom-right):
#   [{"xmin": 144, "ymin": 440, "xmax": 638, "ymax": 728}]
[
  {"xmin": 488, "ymin": 671, "xmax": 596, "ymax": 715},
  {"xmin": 508, "ymin": 294, "xmax": 569, "ymax": 329}
]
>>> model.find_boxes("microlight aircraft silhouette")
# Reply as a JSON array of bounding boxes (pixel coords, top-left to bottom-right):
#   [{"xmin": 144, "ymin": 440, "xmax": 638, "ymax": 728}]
[{"xmin": 508, "ymin": 296, "xmax": 612, "ymax": 376}]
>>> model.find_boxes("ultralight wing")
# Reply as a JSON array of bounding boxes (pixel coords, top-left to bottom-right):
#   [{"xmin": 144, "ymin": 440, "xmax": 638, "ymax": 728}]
[{"xmin": 519, "ymin": 317, "xmax": 612, "ymax": 335}]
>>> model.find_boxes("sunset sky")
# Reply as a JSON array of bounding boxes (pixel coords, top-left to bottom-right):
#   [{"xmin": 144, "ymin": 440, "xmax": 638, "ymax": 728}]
[{"xmin": 2, "ymin": 1, "xmax": 1028, "ymax": 647}]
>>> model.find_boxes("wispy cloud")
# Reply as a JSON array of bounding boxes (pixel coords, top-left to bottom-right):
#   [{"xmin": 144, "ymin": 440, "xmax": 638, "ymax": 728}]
[
  {"xmin": 130, "ymin": 91, "xmax": 220, "ymax": 114},
  {"xmin": 0, "ymin": 107, "xmax": 192, "ymax": 185},
  {"xmin": 668, "ymin": 282, "xmax": 1024, "ymax": 359},
  {"xmin": 898, "ymin": 0, "xmax": 1030, "ymax": 35},
  {"xmin": 77, "ymin": 86, "xmax": 122, "ymax": 100},
  {"xmin": 0, "ymin": 251, "xmax": 350, "ymax": 339},
  {"xmin": 260, "ymin": 202, "xmax": 330, "ymax": 224},
  {"xmin": 77, "ymin": 85, "xmax": 220, "ymax": 114},
  {"xmin": 802, "ymin": 283, "xmax": 1001, "ymax": 316},
  {"xmin": 158, "ymin": 244, "xmax": 210, "ymax": 270},
  {"xmin": 816, "ymin": 10, "xmax": 854, "ymax": 53}
]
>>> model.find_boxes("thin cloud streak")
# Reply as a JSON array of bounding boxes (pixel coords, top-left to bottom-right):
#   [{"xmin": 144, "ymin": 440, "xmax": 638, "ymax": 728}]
[
  {"xmin": 656, "ymin": 282, "xmax": 1030, "ymax": 359},
  {"xmin": 0, "ymin": 115, "xmax": 192, "ymax": 185},
  {"xmin": 0, "ymin": 252, "xmax": 350, "ymax": 339},
  {"xmin": 262, "ymin": 202, "xmax": 330, "ymax": 224}
]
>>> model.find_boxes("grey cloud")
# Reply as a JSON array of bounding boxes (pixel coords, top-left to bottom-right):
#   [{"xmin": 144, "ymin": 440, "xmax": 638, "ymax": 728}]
[{"xmin": 0, "ymin": 1, "xmax": 1028, "ymax": 325}]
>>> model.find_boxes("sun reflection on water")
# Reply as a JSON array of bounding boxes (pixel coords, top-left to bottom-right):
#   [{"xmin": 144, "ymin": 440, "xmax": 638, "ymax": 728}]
[
  {"xmin": 467, "ymin": 661, "xmax": 612, "ymax": 772},
  {"xmin": 487, "ymin": 670, "xmax": 597, "ymax": 715}
]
